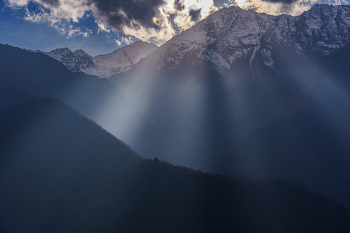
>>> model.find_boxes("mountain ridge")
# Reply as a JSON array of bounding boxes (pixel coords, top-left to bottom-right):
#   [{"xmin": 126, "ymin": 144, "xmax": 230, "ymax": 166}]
[
  {"xmin": 0, "ymin": 43, "xmax": 161, "ymax": 158},
  {"xmin": 43, "ymin": 40, "xmax": 158, "ymax": 78}
]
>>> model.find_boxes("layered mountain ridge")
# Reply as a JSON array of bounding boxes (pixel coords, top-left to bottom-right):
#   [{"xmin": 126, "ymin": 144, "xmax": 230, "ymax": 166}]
[{"xmin": 43, "ymin": 40, "xmax": 158, "ymax": 78}]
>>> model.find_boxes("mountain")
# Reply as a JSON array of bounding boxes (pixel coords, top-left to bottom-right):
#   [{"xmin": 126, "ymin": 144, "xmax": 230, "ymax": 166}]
[
  {"xmin": 319, "ymin": 0, "xmax": 350, "ymax": 4},
  {"xmin": 218, "ymin": 109, "xmax": 350, "ymax": 209},
  {"xmin": 113, "ymin": 4, "xmax": 350, "ymax": 81},
  {"xmin": 112, "ymin": 4, "xmax": 350, "ymax": 100},
  {"xmin": 1, "ymin": 5, "xmax": 350, "ymax": 232},
  {"xmin": 215, "ymin": 42, "xmax": 350, "ymax": 209},
  {"xmin": 110, "ymin": 159, "xmax": 350, "ymax": 233},
  {"xmin": 0, "ymin": 43, "xmax": 160, "ymax": 158},
  {"xmin": 43, "ymin": 47, "xmax": 97, "ymax": 73},
  {"xmin": 0, "ymin": 89, "xmax": 349, "ymax": 232},
  {"xmin": 107, "ymin": 4, "xmax": 350, "ymax": 207},
  {"xmin": 43, "ymin": 40, "xmax": 158, "ymax": 78},
  {"xmin": 108, "ymin": 4, "xmax": 350, "ymax": 164},
  {"xmin": 112, "ymin": 4, "xmax": 350, "ymax": 97},
  {"xmin": 1, "ymin": 3, "xmax": 350, "ymax": 212},
  {"xmin": 0, "ymin": 88, "xmax": 141, "ymax": 232}
]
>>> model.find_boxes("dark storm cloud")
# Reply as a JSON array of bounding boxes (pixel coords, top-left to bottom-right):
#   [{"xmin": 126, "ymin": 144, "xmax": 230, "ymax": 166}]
[
  {"xmin": 174, "ymin": 0, "xmax": 185, "ymax": 11},
  {"xmin": 213, "ymin": 0, "xmax": 231, "ymax": 7},
  {"xmin": 260, "ymin": 0, "xmax": 298, "ymax": 4},
  {"xmin": 189, "ymin": 8, "xmax": 201, "ymax": 22},
  {"xmin": 41, "ymin": 0, "xmax": 60, "ymax": 7},
  {"xmin": 87, "ymin": 0, "xmax": 166, "ymax": 31}
]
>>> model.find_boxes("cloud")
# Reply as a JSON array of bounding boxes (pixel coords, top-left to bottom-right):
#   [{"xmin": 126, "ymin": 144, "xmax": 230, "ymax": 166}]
[
  {"xmin": 88, "ymin": 0, "xmax": 216, "ymax": 41},
  {"xmin": 40, "ymin": 0, "xmax": 60, "ymax": 7},
  {"xmin": 5, "ymin": 0, "xmax": 217, "ymax": 44},
  {"xmin": 7, "ymin": 0, "xmax": 341, "ymax": 45},
  {"xmin": 89, "ymin": 0, "xmax": 176, "ymax": 42},
  {"xmin": 20, "ymin": 1, "xmax": 92, "ymax": 39},
  {"xmin": 87, "ymin": 0, "xmax": 166, "ymax": 31},
  {"xmin": 189, "ymin": 8, "xmax": 201, "ymax": 22},
  {"xmin": 171, "ymin": 0, "xmax": 215, "ymax": 30},
  {"xmin": 229, "ymin": 0, "xmax": 320, "ymax": 16},
  {"xmin": 66, "ymin": 25, "xmax": 92, "ymax": 38},
  {"xmin": 115, "ymin": 36, "xmax": 135, "ymax": 46},
  {"xmin": 261, "ymin": 0, "xmax": 298, "ymax": 4},
  {"xmin": 174, "ymin": 0, "xmax": 185, "ymax": 11},
  {"xmin": 6, "ymin": 0, "xmax": 30, "ymax": 7}
]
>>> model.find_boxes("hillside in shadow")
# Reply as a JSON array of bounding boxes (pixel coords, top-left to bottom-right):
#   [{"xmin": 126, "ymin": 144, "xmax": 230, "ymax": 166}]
[
  {"xmin": 0, "ymin": 89, "xmax": 349, "ymax": 232},
  {"xmin": 217, "ymin": 43, "xmax": 350, "ymax": 209},
  {"xmin": 0, "ymin": 88, "xmax": 141, "ymax": 232},
  {"xmin": 119, "ymin": 159, "xmax": 350, "ymax": 233},
  {"xmin": 0, "ymin": 43, "xmax": 159, "ymax": 159}
]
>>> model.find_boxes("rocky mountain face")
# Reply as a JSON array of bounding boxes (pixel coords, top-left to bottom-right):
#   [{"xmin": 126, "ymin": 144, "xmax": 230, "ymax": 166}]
[
  {"xmin": 123, "ymin": 4, "xmax": 350, "ymax": 78},
  {"xmin": 109, "ymin": 4, "xmax": 350, "ymax": 143},
  {"xmin": 319, "ymin": 0, "xmax": 350, "ymax": 4},
  {"xmin": 42, "ymin": 48, "xmax": 96, "ymax": 73},
  {"xmin": 112, "ymin": 3, "xmax": 350, "ymax": 138},
  {"xmin": 43, "ymin": 41, "xmax": 158, "ymax": 78}
]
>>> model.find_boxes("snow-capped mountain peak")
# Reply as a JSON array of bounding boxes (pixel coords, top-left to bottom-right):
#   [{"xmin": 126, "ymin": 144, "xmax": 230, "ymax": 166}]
[
  {"xmin": 142, "ymin": 4, "xmax": 350, "ymax": 77},
  {"xmin": 73, "ymin": 49, "xmax": 90, "ymax": 58},
  {"xmin": 46, "ymin": 47, "xmax": 73, "ymax": 61},
  {"xmin": 43, "ymin": 40, "xmax": 158, "ymax": 78},
  {"xmin": 43, "ymin": 5, "xmax": 350, "ymax": 80},
  {"xmin": 94, "ymin": 41, "xmax": 158, "ymax": 69}
]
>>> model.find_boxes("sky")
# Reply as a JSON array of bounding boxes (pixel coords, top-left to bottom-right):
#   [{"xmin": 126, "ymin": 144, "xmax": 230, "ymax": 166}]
[{"xmin": 1, "ymin": 0, "xmax": 349, "ymax": 56}]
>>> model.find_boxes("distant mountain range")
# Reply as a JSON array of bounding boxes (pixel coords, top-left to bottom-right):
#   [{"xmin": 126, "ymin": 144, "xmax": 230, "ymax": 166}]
[{"xmin": 42, "ymin": 41, "xmax": 158, "ymax": 78}]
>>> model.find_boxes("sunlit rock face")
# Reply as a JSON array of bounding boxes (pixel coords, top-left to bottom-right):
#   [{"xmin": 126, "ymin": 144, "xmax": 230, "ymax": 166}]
[{"xmin": 43, "ymin": 41, "xmax": 158, "ymax": 78}]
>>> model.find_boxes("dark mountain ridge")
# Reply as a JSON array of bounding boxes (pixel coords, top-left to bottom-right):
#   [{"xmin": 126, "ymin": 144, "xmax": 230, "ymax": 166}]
[
  {"xmin": 119, "ymin": 159, "xmax": 350, "ymax": 233},
  {"xmin": 0, "ymin": 88, "xmax": 141, "ymax": 232},
  {"xmin": 0, "ymin": 43, "xmax": 160, "ymax": 158},
  {"xmin": 0, "ymin": 88, "xmax": 349, "ymax": 232}
]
